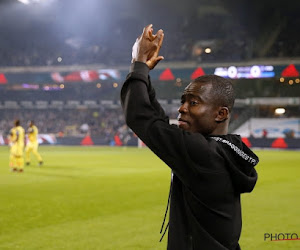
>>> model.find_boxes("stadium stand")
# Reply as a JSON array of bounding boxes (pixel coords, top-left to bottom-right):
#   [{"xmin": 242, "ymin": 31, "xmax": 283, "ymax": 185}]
[
  {"xmin": 0, "ymin": 1, "xmax": 299, "ymax": 67},
  {"xmin": 0, "ymin": 0, "xmax": 299, "ymax": 148}
]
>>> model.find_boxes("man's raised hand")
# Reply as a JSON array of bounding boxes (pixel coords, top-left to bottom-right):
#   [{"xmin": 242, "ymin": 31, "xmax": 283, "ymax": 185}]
[{"xmin": 131, "ymin": 24, "xmax": 164, "ymax": 70}]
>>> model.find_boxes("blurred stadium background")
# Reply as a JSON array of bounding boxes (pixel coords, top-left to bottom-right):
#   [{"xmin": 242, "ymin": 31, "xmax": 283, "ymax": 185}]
[{"xmin": 0, "ymin": 0, "xmax": 299, "ymax": 249}]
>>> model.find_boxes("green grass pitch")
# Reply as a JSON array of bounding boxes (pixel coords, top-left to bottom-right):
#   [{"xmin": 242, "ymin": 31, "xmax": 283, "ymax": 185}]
[{"xmin": 0, "ymin": 146, "xmax": 299, "ymax": 250}]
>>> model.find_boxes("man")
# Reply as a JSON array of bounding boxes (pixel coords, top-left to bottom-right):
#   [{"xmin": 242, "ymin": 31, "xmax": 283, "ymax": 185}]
[
  {"xmin": 8, "ymin": 120, "xmax": 25, "ymax": 172},
  {"xmin": 121, "ymin": 24, "xmax": 259, "ymax": 250},
  {"xmin": 25, "ymin": 120, "xmax": 43, "ymax": 166}
]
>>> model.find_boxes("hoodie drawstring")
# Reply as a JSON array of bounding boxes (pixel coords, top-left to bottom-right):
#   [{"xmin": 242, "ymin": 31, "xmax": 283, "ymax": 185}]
[{"xmin": 159, "ymin": 172, "xmax": 173, "ymax": 242}]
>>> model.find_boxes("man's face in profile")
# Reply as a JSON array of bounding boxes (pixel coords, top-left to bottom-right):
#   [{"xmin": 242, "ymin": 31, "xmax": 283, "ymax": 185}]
[{"xmin": 177, "ymin": 82, "xmax": 219, "ymax": 135}]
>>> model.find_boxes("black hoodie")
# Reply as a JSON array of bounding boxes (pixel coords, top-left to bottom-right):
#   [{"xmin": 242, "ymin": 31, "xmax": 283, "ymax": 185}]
[{"xmin": 121, "ymin": 62, "xmax": 259, "ymax": 250}]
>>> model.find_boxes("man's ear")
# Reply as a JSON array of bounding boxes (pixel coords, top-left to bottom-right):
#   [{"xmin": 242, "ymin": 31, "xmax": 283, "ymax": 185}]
[{"xmin": 215, "ymin": 107, "xmax": 229, "ymax": 123}]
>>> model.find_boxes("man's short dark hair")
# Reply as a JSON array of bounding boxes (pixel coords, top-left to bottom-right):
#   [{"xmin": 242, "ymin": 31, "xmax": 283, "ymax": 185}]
[
  {"xmin": 14, "ymin": 119, "xmax": 20, "ymax": 126},
  {"xmin": 193, "ymin": 75, "xmax": 235, "ymax": 112}
]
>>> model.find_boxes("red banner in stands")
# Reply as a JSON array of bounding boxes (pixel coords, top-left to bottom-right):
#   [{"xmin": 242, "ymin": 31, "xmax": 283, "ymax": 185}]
[
  {"xmin": 114, "ymin": 134, "xmax": 122, "ymax": 146},
  {"xmin": 271, "ymin": 138, "xmax": 287, "ymax": 148},
  {"xmin": 281, "ymin": 64, "xmax": 299, "ymax": 77},
  {"xmin": 0, "ymin": 73, "xmax": 7, "ymax": 84},
  {"xmin": 52, "ymin": 71, "xmax": 99, "ymax": 83},
  {"xmin": 242, "ymin": 137, "xmax": 252, "ymax": 147},
  {"xmin": 159, "ymin": 68, "xmax": 175, "ymax": 81},
  {"xmin": 81, "ymin": 135, "xmax": 94, "ymax": 145},
  {"xmin": 191, "ymin": 67, "xmax": 205, "ymax": 79}
]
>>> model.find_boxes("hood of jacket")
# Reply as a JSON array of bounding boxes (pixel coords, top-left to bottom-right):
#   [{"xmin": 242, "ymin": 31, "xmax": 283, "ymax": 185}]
[{"xmin": 210, "ymin": 134, "xmax": 259, "ymax": 194}]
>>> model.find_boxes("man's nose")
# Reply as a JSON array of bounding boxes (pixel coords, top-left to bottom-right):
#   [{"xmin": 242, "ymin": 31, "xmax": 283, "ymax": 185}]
[{"xmin": 178, "ymin": 103, "xmax": 187, "ymax": 113}]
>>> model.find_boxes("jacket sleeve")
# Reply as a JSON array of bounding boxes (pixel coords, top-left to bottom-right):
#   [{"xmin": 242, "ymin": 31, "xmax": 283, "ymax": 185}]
[
  {"xmin": 126, "ymin": 61, "xmax": 168, "ymax": 120},
  {"xmin": 121, "ymin": 62, "xmax": 217, "ymax": 187}
]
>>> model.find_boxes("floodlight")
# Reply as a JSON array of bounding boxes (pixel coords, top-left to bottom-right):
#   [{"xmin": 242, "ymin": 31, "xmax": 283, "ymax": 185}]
[
  {"xmin": 18, "ymin": 0, "xmax": 47, "ymax": 4},
  {"xmin": 204, "ymin": 48, "xmax": 212, "ymax": 54},
  {"xmin": 18, "ymin": 0, "xmax": 30, "ymax": 4},
  {"xmin": 275, "ymin": 108, "xmax": 285, "ymax": 115}
]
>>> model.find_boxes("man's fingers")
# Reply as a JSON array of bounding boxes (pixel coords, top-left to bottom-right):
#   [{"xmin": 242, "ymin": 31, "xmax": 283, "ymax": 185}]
[
  {"xmin": 156, "ymin": 56, "xmax": 164, "ymax": 62},
  {"xmin": 142, "ymin": 25, "xmax": 164, "ymax": 42},
  {"xmin": 142, "ymin": 24, "xmax": 153, "ymax": 38},
  {"xmin": 152, "ymin": 30, "xmax": 164, "ymax": 57},
  {"xmin": 149, "ymin": 32, "xmax": 157, "ymax": 41},
  {"xmin": 146, "ymin": 56, "xmax": 164, "ymax": 70},
  {"xmin": 157, "ymin": 30, "xmax": 164, "ymax": 48},
  {"xmin": 136, "ymin": 24, "xmax": 164, "ymax": 67},
  {"xmin": 151, "ymin": 29, "xmax": 163, "ymax": 42}
]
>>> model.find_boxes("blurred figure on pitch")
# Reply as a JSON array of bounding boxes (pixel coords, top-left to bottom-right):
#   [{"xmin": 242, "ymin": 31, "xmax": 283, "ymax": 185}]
[
  {"xmin": 262, "ymin": 128, "xmax": 268, "ymax": 138},
  {"xmin": 8, "ymin": 119, "xmax": 25, "ymax": 172},
  {"xmin": 25, "ymin": 120, "xmax": 43, "ymax": 166}
]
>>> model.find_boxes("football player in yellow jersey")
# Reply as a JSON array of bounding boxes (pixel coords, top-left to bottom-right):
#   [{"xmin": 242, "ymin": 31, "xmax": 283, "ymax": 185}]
[
  {"xmin": 25, "ymin": 121, "xmax": 43, "ymax": 166},
  {"xmin": 8, "ymin": 120, "xmax": 25, "ymax": 172}
]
